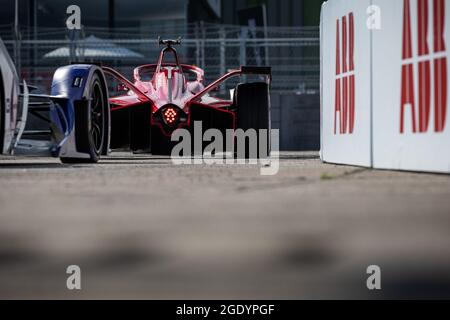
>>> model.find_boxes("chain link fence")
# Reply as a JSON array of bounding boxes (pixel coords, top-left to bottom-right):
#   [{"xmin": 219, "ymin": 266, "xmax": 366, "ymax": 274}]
[{"xmin": 0, "ymin": 22, "xmax": 319, "ymax": 95}]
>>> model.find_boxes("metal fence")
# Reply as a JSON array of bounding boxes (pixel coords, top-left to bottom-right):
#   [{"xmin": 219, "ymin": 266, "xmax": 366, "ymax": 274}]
[{"xmin": 0, "ymin": 22, "xmax": 319, "ymax": 95}]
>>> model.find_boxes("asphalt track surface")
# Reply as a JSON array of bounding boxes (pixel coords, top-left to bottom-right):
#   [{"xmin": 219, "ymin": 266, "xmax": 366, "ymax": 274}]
[{"xmin": 1, "ymin": 152, "xmax": 450, "ymax": 299}]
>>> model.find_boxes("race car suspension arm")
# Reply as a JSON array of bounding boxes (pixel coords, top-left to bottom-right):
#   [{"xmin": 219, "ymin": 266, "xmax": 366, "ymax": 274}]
[
  {"xmin": 189, "ymin": 66, "xmax": 272, "ymax": 103},
  {"xmin": 102, "ymin": 66, "xmax": 153, "ymax": 103}
]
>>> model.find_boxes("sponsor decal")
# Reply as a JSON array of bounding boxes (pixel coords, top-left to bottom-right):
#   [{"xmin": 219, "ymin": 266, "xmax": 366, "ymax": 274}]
[
  {"xmin": 401, "ymin": 0, "xmax": 447, "ymax": 133},
  {"xmin": 335, "ymin": 13, "xmax": 356, "ymax": 135}
]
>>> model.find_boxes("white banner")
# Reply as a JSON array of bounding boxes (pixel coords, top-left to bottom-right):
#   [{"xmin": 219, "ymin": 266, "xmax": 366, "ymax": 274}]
[
  {"xmin": 372, "ymin": 0, "xmax": 450, "ymax": 172},
  {"xmin": 321, "ymin": 0, "xmax": 372, "ymax": 167},
  {"xmin": 321, "ymin": 0, "xmax": 450, "ymax": 173}
]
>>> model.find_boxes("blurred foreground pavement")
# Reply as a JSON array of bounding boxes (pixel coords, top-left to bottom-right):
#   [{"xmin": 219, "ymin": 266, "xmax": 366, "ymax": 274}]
[{"xmin": 0, "ymin": 152, "xmax": 450, "ymax": 299}]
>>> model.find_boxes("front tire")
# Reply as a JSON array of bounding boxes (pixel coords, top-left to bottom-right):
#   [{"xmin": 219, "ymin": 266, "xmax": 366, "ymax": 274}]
[{"xmin": 60, "ymin": 73, "xmax": 107, "ymax": 163}]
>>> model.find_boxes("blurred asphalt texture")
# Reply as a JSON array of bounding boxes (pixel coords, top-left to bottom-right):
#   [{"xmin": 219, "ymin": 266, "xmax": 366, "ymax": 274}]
[{"xmin": 1, "ymin": 152, "xmax": 450, "ymax": 299}]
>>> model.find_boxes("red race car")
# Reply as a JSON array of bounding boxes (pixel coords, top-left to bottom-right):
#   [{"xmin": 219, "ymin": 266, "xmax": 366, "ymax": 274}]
[{"xmin": 99, "ymin": 38, "xmax": 272, "ymax": 158}]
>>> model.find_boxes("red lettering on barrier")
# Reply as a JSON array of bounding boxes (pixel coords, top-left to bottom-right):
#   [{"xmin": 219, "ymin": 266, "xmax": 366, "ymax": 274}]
[
  {"xmin": 400, "ymin": 0, "xmax": 447, "ymax": 133},
  {"xmin": 334, "ymin": 13, "xmax": 355, "ymax": 135},
  {"xmin": 434, "ymin": 0, "xmax": 447, "ymax": 132},
  {"xmin": 349, "ymin": 13, "xmax": 355, "ymax": 133},
  {"xmin": 335, "ymin": 19, "xmax": 341, "ymax": 134}
]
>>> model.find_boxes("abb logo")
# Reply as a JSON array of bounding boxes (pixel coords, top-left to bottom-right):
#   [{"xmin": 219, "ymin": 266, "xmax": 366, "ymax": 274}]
[
  {"xmin": 401, "ymin": 0, "xmax": 447, "ymax": 133},
  {"xmin": 334, "ymin": 13, "xmax": 355, "ymax": 135}
]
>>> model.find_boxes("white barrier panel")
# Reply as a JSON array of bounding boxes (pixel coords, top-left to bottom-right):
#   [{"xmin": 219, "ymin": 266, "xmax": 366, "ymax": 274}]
[
  {"xmin": 321, "ymin": 0, "xmax": 372, "ymax": 167},
  {"xmin": 321, "ymin": 0, "xmax": 450, "ymax": 173},
  {"xmin": 372, "ymin": 0, "xmax": 450, "ymax": 172}
]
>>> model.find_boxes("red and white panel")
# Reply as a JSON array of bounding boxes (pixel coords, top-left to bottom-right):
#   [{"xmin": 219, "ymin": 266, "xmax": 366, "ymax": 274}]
[
  {"xmin": 321, "ymin": 0, "xmax": 372, "ymax": 166},
  {"xmin": 372, "ymin": 0, "xmax": 450, "ymax": 172}
]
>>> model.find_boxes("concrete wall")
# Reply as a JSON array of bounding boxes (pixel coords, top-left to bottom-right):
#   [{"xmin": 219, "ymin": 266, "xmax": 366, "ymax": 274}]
[{"xmin": 271, "ymin": 93, "xmax": 320, "ymax": 151}]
